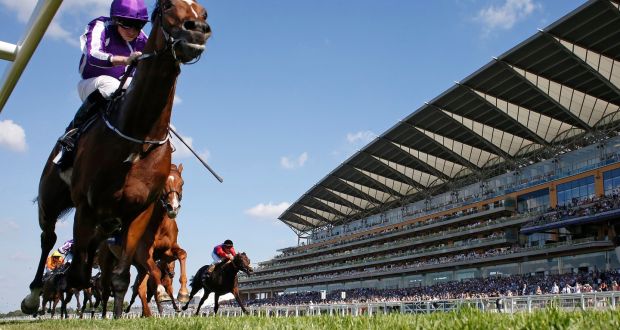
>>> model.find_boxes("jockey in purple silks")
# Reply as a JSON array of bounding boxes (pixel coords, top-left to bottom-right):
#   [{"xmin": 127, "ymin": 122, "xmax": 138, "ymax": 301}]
[
  {"xmin": 55, "ymin": 0, "xmax": 149, "ymax": 168},
  {"xmin": 58, "ymin": 239, "xmax": 74, "ymax": 264}
]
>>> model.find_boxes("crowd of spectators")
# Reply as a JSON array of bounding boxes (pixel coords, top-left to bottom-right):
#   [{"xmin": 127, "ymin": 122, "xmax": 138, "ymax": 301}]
[
  {"xmin": 524, "ymin": 194, "xmax": 620, "ymax": 228},
  {"xmin": 230, "ymin": 270, "xmax": 620, "ymax": 307}
]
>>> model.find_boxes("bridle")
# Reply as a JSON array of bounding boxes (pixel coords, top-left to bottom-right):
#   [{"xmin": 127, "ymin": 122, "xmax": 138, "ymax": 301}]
[
  {"xmin": 160, "ymin": 189, "xmax": 182, "ymax": 210},
  {"xmin": 102, "ymin": 0, "xmax": 206, "ymax": 145},
  {"xmin": 139, "ymin": 0, "xmax": 203, "ymax": 65}
]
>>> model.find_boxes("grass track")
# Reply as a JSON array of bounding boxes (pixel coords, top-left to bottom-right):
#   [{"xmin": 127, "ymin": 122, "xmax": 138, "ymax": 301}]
[{"xmin": 2, "ymin": 308, "xmax": 620, "ymax": 329}]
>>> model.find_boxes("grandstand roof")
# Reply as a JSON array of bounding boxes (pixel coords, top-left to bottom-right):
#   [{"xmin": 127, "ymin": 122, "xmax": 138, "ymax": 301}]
[{"xmin": 279, "ymin": 0, "xmax": 620, "ymax": 236}]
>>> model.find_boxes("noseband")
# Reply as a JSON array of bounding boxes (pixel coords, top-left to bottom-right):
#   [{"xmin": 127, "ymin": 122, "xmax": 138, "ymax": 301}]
[
  {"xmin": 139, "ymin": 1, "xmax": 203, "ymax": 65},
  {"xmin": 160, "ymin": 189, "xmax": 182, "ymax": 210}
]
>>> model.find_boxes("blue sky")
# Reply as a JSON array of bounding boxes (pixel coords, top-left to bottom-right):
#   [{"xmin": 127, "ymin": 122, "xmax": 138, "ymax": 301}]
[{"xmin": 0, "ymin": 0, "xmax": 586, "ymax": 312}]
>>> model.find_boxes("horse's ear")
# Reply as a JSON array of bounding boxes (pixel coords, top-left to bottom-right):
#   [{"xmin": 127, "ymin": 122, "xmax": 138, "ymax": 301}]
[{"xmin": 178, "ymin": 163, "xmax": 183, "ymax": 173}]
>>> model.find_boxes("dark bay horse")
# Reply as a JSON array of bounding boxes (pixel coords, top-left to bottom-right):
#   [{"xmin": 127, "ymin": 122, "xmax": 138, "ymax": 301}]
[
  {"xmin": 39, "ymin": 268, "xmax": 81, "ymax": 319},
  {"xmin": 182, "ymin": 253, "xmax": 253, "ymax": 315},
  {"xmin": 79, "ymin": 273, "xmax": 103, "ymax": 319},
  {"xmin": 21, "ymin": 0, "xmax": 211, "ymax": 317},
  {"xmin": 100, "ymin": 163, "xmax": 188, "ymax": 317}
]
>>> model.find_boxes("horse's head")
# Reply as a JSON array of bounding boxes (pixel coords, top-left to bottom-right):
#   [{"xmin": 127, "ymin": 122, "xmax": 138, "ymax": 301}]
[
  {"xmin": 161, "ymin": 163, "xmax": 184, "ymax": 218},
  {"xmin": 233, "ymin": 252, "xmax": 253, "ymax": 275},
  {"xmin": 152, "ymin": 0, "xmax": 211, "ymax": 63}
]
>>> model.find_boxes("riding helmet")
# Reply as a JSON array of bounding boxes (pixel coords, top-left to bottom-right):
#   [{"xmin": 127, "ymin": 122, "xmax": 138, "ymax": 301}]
[
  {"xmin": 110, "ymin": 0, "xmax": 149, "ymax": 22},
  {"xmin": 223, "ymin": 239, "xmax": 234, "ymax": 247}
]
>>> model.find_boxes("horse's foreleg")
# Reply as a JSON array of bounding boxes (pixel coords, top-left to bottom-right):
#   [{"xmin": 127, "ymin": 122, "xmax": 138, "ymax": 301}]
[
  {"xmin": 22, "ymin": 211, "xmax": 58, "ymax": 315},
  {"xmin": 143, "ymin": 247, "xmax": 169, "ymax": 306},
  {"xmin": 181, "ymin": 279, "xmax": 202, "ymax": 311},
  {"xmin": 162, "ymin": 266, "xmax": 180, "ymax": 312},
  {"xmin": 173, "ymin": 246, "xmax": 189, "ymax": 303},
  {"xmin": 232, "ymin": 287, "xmax": 248, "ymax": 315},
  {"xmin": 68, "ymin": 206, "xmax": 99, "ymax": 290},
  {"xmin": 125, "ymin": 270, "xmax": 142, "ymax": 314},
  {"xmin": 51, "ymin": 297, "xmax": 59, "ymax": 318},
  {"xmin": 61, "ymin": 290, "xmax": 72, "ymax": 319},
  {"xmin": 213, "ymin": 293, "xmax": 220, "ymax": 315},
  {"xmin": 111, "ymin": 206, "xmax": 154, "ymax": 319},
  {"xmin": 195, "ymin": 290, "xmax": 210, "ymax": 316},
  {"xmin": 98, "ymin": 246, "xmax": 114, "ymax": 319}
]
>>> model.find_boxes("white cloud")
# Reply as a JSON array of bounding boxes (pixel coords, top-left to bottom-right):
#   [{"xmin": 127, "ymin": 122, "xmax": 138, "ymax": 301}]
[
  {"xmin": 245, "ymin": 202, "xmax": 290, "ymax": 219},
  {"xmin": 280, "ymin": 152, "xmax": 308, "ymax": 170},
  {"xmin": 346, "ymin": 130, "xmax": 377, "ymax": 144},
  {"xmin": 475, "ymin": 0, "xmax": 539, "ymax": 32},
  {"xmin": 0, "ymin": 119, "xmax": 27, "ymax": 152}
]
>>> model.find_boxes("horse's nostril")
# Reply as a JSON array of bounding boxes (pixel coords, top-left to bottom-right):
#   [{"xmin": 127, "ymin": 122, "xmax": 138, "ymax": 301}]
[{"xmin": 183, "ymin": 21, "xmax": 196, "ymax": 31}]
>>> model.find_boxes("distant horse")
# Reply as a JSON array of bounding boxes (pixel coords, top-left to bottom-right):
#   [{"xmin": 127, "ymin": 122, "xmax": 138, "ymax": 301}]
[
  {"xmin": 182, "ymin": 253, "xmax": 253, "ymax": 315},
  {"xmin": 125, "ymin": 260, "xmax": 176, "ymax": 316},
  {"xmin": 39, "ymin": 267, "xmax": 81, "ymax": 319},
  {"xmin": 79, "ymin": 273, "xmax": 103, "ymax": 319},
  {"xmin": 21, "ymin": 0, "xmax": 211, "ymax": 317},
  {"xmin": 99, "ymin": 163, "xmax": 187, "ymax": 317}
]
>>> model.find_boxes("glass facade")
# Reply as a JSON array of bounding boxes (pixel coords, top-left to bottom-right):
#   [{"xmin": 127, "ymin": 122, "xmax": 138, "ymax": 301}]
[
  {"xmin": 604, "ymin": 168, "xmax": 620, "ymax": 195},
  {"xmin": 516, "ymin": 189, "xmax": 550, "ymax": 213},
  {"xmin": 556, "ymin": 176, "xmax": 595, "ymax": 206}
]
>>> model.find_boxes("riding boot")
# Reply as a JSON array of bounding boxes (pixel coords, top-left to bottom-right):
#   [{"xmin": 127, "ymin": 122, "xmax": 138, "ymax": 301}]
[
  {"xmin": 58, "ymin": 90, "xmax": 106, "ymax": 150},
  {"xmin": 54, "ymin": 91, "xmax": 106, "ymax": 170}
]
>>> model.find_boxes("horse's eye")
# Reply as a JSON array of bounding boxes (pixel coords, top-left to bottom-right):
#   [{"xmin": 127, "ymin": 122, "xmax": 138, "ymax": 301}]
[
  {"xmin": 202, "ymin": 12, "xmax": 207, "ymax": 20},
  {"xmin": 163, "ymin": 0, "xmax": 173, "ymax": 10}
]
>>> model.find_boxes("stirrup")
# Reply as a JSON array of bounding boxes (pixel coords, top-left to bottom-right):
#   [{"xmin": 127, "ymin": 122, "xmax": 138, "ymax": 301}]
[{"xmin": 58, "ymin": 128, "xmax": 79, "ymax": 150}]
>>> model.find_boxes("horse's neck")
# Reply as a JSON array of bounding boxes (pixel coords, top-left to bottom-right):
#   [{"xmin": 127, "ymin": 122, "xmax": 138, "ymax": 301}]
[{"xmin": 115, "ymin": 27, "xmax": 179, "ymax": 141}]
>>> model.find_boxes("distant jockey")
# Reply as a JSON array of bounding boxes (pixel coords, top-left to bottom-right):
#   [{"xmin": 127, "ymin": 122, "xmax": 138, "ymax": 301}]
[{"xmin": 207, "ymin": 239, "xmax": 236, "ymax": 274}]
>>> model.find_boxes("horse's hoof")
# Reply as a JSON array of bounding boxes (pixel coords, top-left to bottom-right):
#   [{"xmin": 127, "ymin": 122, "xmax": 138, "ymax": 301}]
[
  {"xmin": 177, "ymin": 292, "xmax": 190, "ymax": 303},
  {"xmin": 158, "ymin": 292, "xmax": 172, "ymax": 302},
  {"xmin": 21, "ymin": 290, "xmax": 41, "ymax": 315}
]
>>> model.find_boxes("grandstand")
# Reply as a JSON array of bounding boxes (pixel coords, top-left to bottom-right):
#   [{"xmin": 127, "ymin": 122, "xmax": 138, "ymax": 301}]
[{"xmin": 238, "ymin": 0, "xmax": 620, "ymax": 302}]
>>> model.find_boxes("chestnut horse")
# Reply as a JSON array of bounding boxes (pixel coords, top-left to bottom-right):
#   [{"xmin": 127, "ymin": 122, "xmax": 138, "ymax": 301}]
[
  {"xmin": 125, "ymin": 260, "xmax": 176, "ymax": 316},
  {"xmin": 21, "ymin": 0, "xmax": 210, "ymax": 318},
  {"xmin": 182, "ymin": 253, "xmax": 253, "ymax": 315},
  {"xmin": 99, "ymin": 163, "xmax": 188, "ymax": 317}
]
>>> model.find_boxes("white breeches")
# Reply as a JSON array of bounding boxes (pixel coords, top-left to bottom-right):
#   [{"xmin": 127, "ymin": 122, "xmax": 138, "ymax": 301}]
[{"xmin": 77, "ymin": 75, "xmax": 133, "ymax": 101}]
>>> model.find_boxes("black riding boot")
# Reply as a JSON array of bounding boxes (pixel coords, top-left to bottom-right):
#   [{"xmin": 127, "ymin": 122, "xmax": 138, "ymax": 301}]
[
  {"xmin": 57, "ymin": 90, "xmax": 106, "ymax": 150},
  {"xmin": 54, "ymin": 91, "xmax": 105, "ymax": 170}
]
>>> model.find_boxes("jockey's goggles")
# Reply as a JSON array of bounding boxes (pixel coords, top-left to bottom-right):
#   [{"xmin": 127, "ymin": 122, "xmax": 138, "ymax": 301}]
[{"xmin": 115, "ymin": 18, "xmax": 146, "ymax": 30}]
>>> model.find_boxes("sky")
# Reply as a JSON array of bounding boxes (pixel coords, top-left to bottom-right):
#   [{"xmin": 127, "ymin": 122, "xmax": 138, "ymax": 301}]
[{"xmin": 0, "ymin": 0, "xmax": 587, "ymax": 312}]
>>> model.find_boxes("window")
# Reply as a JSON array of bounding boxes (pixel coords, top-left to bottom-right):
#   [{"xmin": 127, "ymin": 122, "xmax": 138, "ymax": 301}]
[{"xmin": 556, "ymin": 176, "xmax": 595, "ymax": 206}]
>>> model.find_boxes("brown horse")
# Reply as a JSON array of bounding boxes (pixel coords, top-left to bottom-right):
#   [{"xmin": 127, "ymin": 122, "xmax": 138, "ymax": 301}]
[
  {"xmin": 21, "ymin": 0, "xmax": 210, "ymax": 317},
  {"xmin": 100, "ymin": 163, "xmax": 188, "ymax": 317},
  {"xmin": 182, "ymin": 253, "xmax": 253, "ymax": 315},
  {"xmin": 125, "ymin": 260, "xmax": 176, "ymax": 316},
  {"xmin": 39, "ymin": 268, "xmax": 81, "ymax": 319}
]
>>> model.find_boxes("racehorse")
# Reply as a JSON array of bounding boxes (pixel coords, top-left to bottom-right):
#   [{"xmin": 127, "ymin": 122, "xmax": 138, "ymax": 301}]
[
  {"xmin": 21, "ymin": 0, "xmax": 210, "ymax": 318},
  {"xmin": 100, "ymin": 163, "xmax": 188, "ymax": 317},
  {"xmin": 182, "ymin": 253, "xmax": 253, "ymax": 315},
  {"xmin": 125, "ymin": 260, "xmax": 177, "ymax": 316},
  {"xmin": 39, "ymin": 268, "xmax": 81, "ymax": 319},
  {"xmin": 79, "ymin": 273, "xmax": 103, "ymax": 319}
]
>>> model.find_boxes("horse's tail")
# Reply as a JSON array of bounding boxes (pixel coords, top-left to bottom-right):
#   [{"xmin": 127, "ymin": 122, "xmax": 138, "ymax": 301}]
[{"xmin": 189, "ymin": 265, "xmax": 210, "ymax": 288}]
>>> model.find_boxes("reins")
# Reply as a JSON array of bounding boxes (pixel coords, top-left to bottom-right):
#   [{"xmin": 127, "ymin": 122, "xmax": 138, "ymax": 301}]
[{"xmin": 101, "ymin": 2, "xmax": 202, "ymax": 146}]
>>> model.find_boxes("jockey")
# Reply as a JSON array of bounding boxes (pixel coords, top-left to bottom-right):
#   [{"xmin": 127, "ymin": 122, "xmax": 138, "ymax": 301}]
[
  {"xmin": 58, "ymin": 239, "xmax": 74, "ymax": 265},
  {"xmin": 207, "ymin": 240, "xmax": 236, "ymax": 274},
  {"xmin": 55, "ymin": 0, "xmax": 149, "ymax": 167},
  {"xmin": 45, "ymin": 250, "xmax": 65, "ymax": 275}
]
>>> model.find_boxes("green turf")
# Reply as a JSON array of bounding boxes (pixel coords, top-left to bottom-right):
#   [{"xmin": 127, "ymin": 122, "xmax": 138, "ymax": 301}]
[{"xmin": 2, "ymin": 308, "xmax": 620, "ymax": 329}]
